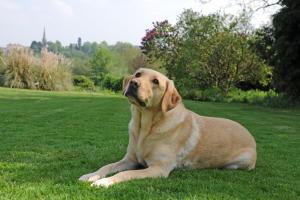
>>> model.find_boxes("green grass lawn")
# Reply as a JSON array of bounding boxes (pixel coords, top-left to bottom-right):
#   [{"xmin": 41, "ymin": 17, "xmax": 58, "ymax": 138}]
[{"xmin": 0, "ymin": 87, "xmax": 299, "ymax": 200}]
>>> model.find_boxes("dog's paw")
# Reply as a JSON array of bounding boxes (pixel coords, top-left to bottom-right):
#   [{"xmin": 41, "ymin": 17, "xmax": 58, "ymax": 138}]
[
  {"xmin": 91, "ymin": 178, "xmax": 114, "ymax": 188},
  {"xmin": 79, "ymin": 173, "xmax": 101, "ymax": 182}
]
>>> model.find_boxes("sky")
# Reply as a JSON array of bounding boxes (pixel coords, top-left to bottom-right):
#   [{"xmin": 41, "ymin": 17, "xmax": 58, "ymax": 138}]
[{"xmin": 0, "ymin": 0, "xmax": 280, "ymax": 47}]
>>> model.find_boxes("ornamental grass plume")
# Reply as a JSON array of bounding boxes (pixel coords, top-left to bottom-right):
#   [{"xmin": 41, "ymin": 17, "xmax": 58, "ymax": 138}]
[
  {"xmin": 3, "ymin": 46, "xmax": 72, "ymax": 91},
  {"xmin": 37, "ymin": 48, "xmax": 72, "ymax": 91},
  {"xmin": 4, "ymin": 45, "xmax": 37, "ymax": 89}
]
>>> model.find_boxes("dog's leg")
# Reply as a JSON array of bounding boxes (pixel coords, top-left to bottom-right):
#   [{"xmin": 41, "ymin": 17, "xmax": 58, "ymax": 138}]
[
  {"xmin": 79, "ymin": 158, "xmax": 137, "ymax": 182},
  {"xmin": 91, "ymin": 165, "xmax": 171, "ymax": 187},
  {"xmin": 224, "ymin": 148, "xmax": 256, "ymax": 170}
]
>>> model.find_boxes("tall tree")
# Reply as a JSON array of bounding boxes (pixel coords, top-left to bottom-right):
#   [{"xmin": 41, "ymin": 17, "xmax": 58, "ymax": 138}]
[
  {"xmin": 77, "ymin": 37, "xmax": 82, "ymax": 50},
  {"xmin": 90, "ymin": 47, "xmax": 112, "ymax": 75},
  {"xmin": 273, "ymin": 0, "xmax": 300, "ymax": 98},
  {"xmin": 47, "ymin": 40, "xmax": 63, "ymax": 53},
  {"xmin": 30, "ymin": 41, "xmax": 43, "ymax": 54},
  {"xmin": 141, "ymin": 9, "xmax": 271, "ymax": 93},
  {"xmin": 129, "ymin": 53, "xmax": 150, "ymax": 73},
  {"xmin": 250, "ymin": 26, "xmax": 275, "ymax": 67}
]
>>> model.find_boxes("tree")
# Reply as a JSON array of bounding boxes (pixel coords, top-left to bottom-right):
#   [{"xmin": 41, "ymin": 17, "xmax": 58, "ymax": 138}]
[
  {"xmin": 110, "ymin": 42, "xmax": 142, "ymax": 75},
  {"xmin": 129, "ymin": 53, "xmax": 150, "ymax": 73},
  {"xmin": 236, "ymin": 25, "xmax": 275, "ymax": 91},
  {"xmin": 141, "ymin": 9, "xmax": 271, "ymax": 93},
  {"xmin": 81, "ymin": 42, "xmax": 92, "ymax": 54},
  {"xmin": 141, "ymin": 20, "xmax": 177, "ymax": 73},
  {"xmin": 90, "ymin": 47, "xmax": 112, "ymax": 75},
  {"xmin": 77, "ymin": 37, "xmax": 82, "ymax": 50},
  {"xmin": 30, "ymin": 41, "xmax": 43, "ymax": 54},
  {"xmin": 250, "ymin": 26, "xmax": 275, "ymax": 66},
  {"xmin": 47, "ymin": 40, "xmax": 63, "ymax": 53},
  {"xmin": 71, "ymin": 56, "xmax": 91, "ymax": 76},
  {"xmin": 81, "ymin": 42, "xmax": 99, "ymax": 55},
  {"xmin": 273, "ymin": 0, "xmax": 300, "ymax": 98},
  {"xmin": 0, "ymin": 49, "xmax": 3, "ymax": 66}
]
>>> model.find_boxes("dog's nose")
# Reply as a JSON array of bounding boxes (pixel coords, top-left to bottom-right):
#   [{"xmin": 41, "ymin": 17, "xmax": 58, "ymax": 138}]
[{"xmin": 130, "ymin": 79, "xmax": 140, "ymax": 89}]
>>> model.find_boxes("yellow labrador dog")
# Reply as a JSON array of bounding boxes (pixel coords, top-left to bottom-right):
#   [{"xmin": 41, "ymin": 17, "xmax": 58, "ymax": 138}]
[{"xmin": 79, "ymin": 68, "xmax": 256, "ymax": 187}]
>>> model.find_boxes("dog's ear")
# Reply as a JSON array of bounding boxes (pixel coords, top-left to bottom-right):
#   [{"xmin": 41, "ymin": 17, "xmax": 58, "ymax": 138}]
[
  {"xmin": 161, "ymin": 80, "xmax": 181, "ymax": 113},
  {"xmin": 123, "ymin": 75, "xmax": 133, "ymax": 94}
]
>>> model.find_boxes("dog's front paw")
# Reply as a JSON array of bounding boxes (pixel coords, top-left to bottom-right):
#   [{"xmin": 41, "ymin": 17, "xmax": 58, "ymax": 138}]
[
  {"xmin": 91, "ymin": 178, "xmax": 114, "ymax": 188},
  {"xmin": 79, "ymin": 172, "xmax": 101, "ymax": 182}
]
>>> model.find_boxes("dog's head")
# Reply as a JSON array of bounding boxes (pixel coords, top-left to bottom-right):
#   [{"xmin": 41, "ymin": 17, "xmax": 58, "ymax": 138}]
[{"xmin": 123, "ymin": 68, "xmax": 181, "ymax": 113}]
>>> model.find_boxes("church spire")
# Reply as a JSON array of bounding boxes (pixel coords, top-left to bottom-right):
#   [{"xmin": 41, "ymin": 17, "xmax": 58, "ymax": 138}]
[{"xmin": 42, "ymin": 27, "xmax": 47, "ymax": 48}]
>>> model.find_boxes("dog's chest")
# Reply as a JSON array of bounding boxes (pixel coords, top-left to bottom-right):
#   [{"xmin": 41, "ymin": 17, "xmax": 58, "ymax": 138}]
[
  {"xmin": 135, "ymin": 130, "xmax": 149, "ymax": 165},
  {"xmin": 133, "ymin": 111, "xmax": 154, "ymax": 164},
  {"xmin": 134, "ymin": 125, "xmax": 164, "ymax": 166}
]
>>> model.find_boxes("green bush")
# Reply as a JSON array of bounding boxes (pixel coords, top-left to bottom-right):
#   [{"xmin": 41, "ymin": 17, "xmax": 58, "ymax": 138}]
[
  {"xmin": 201, "ymin": 87, "xmax": 224, "ymax": 102},
  {"xmin": 263, "ymin": 93, "xmax": 297, "ymax": 108},
  {"xmin": 90, "ymin": 73, "xmax": 105, "ymax": 86},
  {"xmin": 179, "ymin": 89, "xmax": 200, "ymax": 101},
  {"xmin": 236, "ymin": 89, "xmax": 297, "ymax": 107},
  {"xmin": 180, "ymin": 87, "xmax": 224, "ymax": 102},
  {"xmin": 73, "ymin": 75, "xmax": 95, "ymax": 90},
  {"xmin": 225, "ymin": 89, "xmax": 277, "ymax": 105},
  {"xmin": 181, "ymin": 86, "xmax": 296, "ymax": 107},
  {"xmin": 102, "ymin": 74, "xmax": 123, "ymax": 92},
  {"xmin": 0, "ymin": 72, "xmax": 4, "ymax": 86}
]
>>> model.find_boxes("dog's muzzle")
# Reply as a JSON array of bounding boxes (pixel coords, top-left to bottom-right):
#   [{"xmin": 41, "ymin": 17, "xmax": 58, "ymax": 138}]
[{"xmin": 124, "ymin": 82, "xmax": 146, "ymax": 107}]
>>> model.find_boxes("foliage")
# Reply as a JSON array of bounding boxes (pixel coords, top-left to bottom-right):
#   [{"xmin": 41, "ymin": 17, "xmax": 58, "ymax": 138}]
[
  {"xmin": 236, "ymin": 25, "xmax": 275, "ymax": 91},
  {"xmin": 272, "ymin": 0, "xmax": 300, "ymax": 98},
  {"xmin": 225, "ymin": 88, "xmax": 278, "ymax": 105},
  {"xmin": 141, "ymin": 9, "xmax": 272, "ymax": 94},
  {"xmin": 81, "ymin": 41, "xmax": 99, "ymax": 55},
  {"xmin": 225, "ymin": 88, "xmax": 298, "ymax": 107},
  {"xmin": 128, "ymin": 53, "xmax": 150, "ymax": 73},
  {"xmin": 249, "ymin": 25, "xmax": 275, "ymax": 67},
  {"xmin": 29, "ymin": 38, "xmax": 147, "ymax": 77},
  {"xmin": 102, "ymin": 74, "xmax": 123, "ymax": 92},
  {"xmin": 81, "ymin": 72, "xmax": 124, "ymax": 92},
  {"xmin": 30, "ymin": 41, "xmax": 43, "ymax": 54},
  {"xmin": 71, "ymin": 56, "xmax": 91, "ymax": 76},
  {"xmin": 180, "ymin": 86, "xmax": 295, "ymax": 107},
  {"xmin": 47, "ymin": 40, "xmax": 63, "ymax": 54},
  {"xmin": 77, "ymin": 37, "xmax": 82, "ymax": 50},
  {"xmin": 0, "ymin": 87, "xmax": 299, "ymax": 199},
  {"xmin": 90, "ymin": 73, "xmax": 105, "ymax": 86},
  {"xmin": 90, "ymin": 47, "xmax": 112, "ymax": 75},
  {"xmin": 109, "ymin": 42, "xmax": 145, "ymax": 76},
  {"xmin": 73, "ymin": 75, "xmax": 95, "ymax": 90}
]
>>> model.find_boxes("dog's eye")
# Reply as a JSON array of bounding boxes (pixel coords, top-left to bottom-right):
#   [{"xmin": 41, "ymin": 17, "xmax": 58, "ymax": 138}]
[
  {"xmin": 135, "ymin": 72, "xmax": 141, "ymax": 78},
  {"xmin": 152, "ymin": 79, "xmax": 159, "ymax": 85}
]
